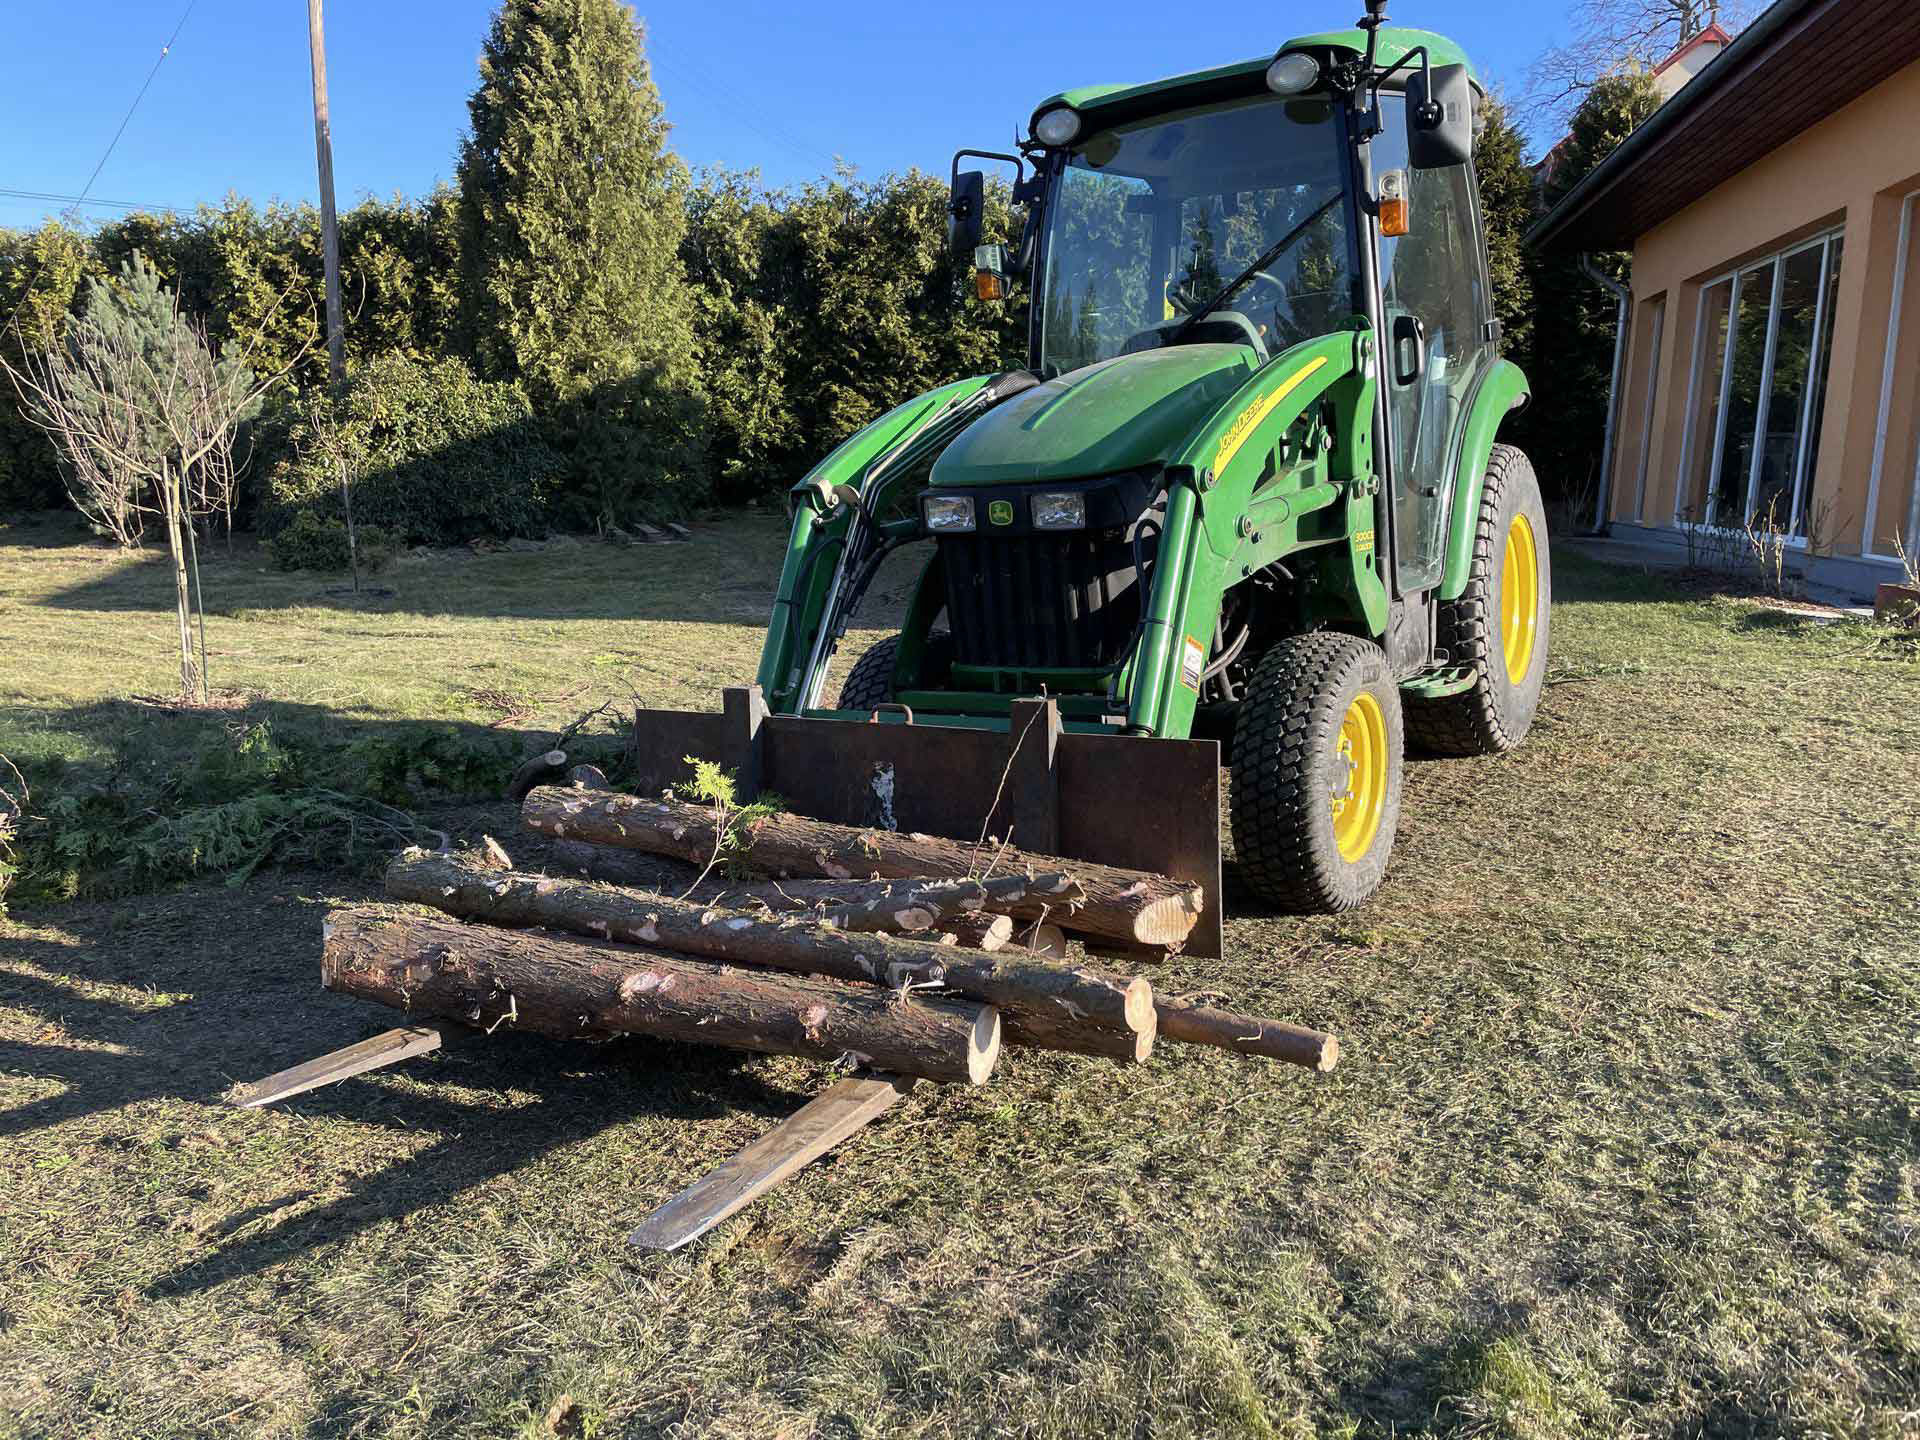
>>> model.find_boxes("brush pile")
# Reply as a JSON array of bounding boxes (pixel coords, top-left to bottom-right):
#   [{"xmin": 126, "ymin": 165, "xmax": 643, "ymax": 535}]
[{"xmin": 319, "ymin": 778, "xmax": 1338, "ymax": 1087}]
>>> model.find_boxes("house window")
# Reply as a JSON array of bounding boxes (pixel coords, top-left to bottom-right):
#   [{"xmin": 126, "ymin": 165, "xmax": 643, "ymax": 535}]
[{"xmin": 1676, "ymin": 229, "xmax": 1844, "ymax": 536}]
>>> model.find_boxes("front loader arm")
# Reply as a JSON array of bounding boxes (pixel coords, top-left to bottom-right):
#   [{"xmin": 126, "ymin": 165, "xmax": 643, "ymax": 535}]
[
  {"xmin": 756, "ymin": 375, "xmax": 1001, "ymax": 715},
  {"xmin": 1128, "ymin": 327, "xmax": 1380, "ymax": 738}
]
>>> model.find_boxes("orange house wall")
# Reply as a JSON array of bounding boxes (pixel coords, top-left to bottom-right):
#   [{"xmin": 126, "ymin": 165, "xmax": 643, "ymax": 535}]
[{"xmin": 1607, "ymin": 56, "xmax": 1920, "ymax": 555}]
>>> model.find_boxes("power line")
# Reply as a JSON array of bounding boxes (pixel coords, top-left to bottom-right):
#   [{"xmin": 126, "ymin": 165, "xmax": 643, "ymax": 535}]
[
  {"xmin": 0, "ymin": 187, "xmax": 188, "ymax": 216},
  {"xmin": 645, "ymin": 48, "xmax": 847, "ymax": 178},
  {"xmin": 66, "ymin": 0, "xmax": 199, "ymax": 221}
]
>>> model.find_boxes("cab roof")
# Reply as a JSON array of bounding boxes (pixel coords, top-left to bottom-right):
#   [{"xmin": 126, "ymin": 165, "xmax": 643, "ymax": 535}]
[{"xmin": 1030, "ymin": 27, "xmax": 1478, "ymax": 129}]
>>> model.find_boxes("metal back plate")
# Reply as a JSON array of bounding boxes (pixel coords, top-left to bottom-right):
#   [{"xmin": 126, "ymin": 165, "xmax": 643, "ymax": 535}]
[{"xmin": 628, "ymin": 703, "xmax": 1223, "ymax": 958}]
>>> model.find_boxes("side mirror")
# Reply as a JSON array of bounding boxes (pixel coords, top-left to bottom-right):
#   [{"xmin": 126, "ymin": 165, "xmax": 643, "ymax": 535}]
[
  {"xmin": 1407, "ymin": 63, "xmax": 1473, "ymax": 169},
  {"xmin": 949, "ymin": 170, "xmax": 985, "ymax": 257}
]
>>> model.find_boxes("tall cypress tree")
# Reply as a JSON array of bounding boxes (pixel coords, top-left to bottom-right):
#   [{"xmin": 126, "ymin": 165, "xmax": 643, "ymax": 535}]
[{"xmin": 456, "ymin": 0, "xmax": 706, "ymax": 524}]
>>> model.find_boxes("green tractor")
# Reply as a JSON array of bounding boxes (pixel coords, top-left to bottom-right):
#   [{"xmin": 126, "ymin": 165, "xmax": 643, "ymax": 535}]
[{"xmin": 644, "ymin": 5, "xmax": 1548, "ymax": 943}]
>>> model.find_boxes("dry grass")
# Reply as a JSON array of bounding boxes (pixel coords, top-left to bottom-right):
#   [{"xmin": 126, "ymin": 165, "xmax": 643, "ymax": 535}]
[{"xmin": 2, "ymin": 514, "xmax": 1918, "ymax": 1438}]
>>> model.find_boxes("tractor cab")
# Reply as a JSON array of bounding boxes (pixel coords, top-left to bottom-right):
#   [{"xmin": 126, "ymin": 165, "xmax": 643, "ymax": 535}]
[{"xmin": 744, "ymin": 5, "xmax": 1547, "ymax": 918}]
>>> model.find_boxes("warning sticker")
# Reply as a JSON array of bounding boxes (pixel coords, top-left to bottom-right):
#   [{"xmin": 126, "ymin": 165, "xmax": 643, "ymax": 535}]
[{"xmin": 1181, "ymin": 634, "xmax": 1206, "ymax": 690}]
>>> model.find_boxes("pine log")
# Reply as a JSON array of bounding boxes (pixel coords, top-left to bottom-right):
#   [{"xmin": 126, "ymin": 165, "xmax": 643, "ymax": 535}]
[
  {"xmin": 932, "ymin": 912, "xmax": 1014, "ymax": 952},
  {"xmin": 1156, "ymin": 999, "xmax": 1339, "ymax": 1072},
  {"xmin": 550, "ymin": 839, "xmax": 672, "ymax": 889},
  {"xmin": 522, "ymin": 788, "xmax": 1200, "ymax": 947},
  {"xmin": 384, "ymin": 850, "xmax": 1153, "ymax": 1055},
  {"xmin": 507, "ymin": 749, "xmax": 569, "ymax": 800},
  {"xmin": 714, "ymin": 874, "xmax": 1080, "ymax": 937},
  {"xmin": 322, "ymin": 905, "xmax": 1000, "ymax": 1085}
]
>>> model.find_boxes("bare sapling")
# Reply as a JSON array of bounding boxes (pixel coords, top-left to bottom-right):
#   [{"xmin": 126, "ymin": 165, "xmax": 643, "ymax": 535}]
[{"xmin": 1, "ymin": 254, "xmax": 299, "ymax": 701}]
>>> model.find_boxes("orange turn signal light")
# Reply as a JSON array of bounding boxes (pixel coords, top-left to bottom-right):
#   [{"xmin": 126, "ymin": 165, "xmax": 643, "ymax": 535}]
[
  {"xmin": 1380, "ymin": 196, "xmax": 1409, "ymax": 238},
  {"xmin": 975, "ymin": 270, "xmax": 1006, "ymax": 301}
]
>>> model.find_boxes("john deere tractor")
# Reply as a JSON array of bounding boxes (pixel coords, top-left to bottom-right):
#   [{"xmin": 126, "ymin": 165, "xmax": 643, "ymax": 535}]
[{"xmin": 669, "ymin": 6, "xmax": 1547, "ymax": 927}]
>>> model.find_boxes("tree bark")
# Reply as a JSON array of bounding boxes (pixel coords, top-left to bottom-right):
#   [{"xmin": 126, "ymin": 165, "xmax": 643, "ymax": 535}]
[
  {"xmin": 323, "ymin": 905, "xmax": 1000, "ymax": 1086},
  {"xmin": 711, "ymin": 872, "xmax": 1082, "ymax": 937},
  {"xmin": 384, "ymin": 850, "xmax": 1153, "ymax": 1056},
  {"xmin": 1155, "ymin": 999, "xmax": 1339, "ymax": 1072},
  {"xmin": 522, "ymin": 788, "xmax": 1201, "ymax": 947}
]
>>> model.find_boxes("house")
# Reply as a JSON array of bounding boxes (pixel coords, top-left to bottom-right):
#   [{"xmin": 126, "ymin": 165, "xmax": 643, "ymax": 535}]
[
  {"xmin": 1528, "ymin": 0, "xmax": 1920, "ymax": 596},
  {"xmin": 1650, "ymin": 21, "xmax": 1732, "ymax": 99},
  {"xmin": 1532, "ymin": 24, "xmax": 1733, "ymax": 192}
]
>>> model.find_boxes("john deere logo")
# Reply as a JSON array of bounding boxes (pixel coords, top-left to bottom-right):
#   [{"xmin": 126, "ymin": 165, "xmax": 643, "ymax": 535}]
[{"xmin": 988, "ymin": 500, "xmax": 1015, "ymax": 526}]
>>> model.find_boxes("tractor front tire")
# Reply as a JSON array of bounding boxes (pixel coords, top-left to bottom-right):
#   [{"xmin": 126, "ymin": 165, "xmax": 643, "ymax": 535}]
[
  {"xmin": 837, "ymin": 635, "xmax": 901, "ymax": 712},
  {"xmin": 1405, "ymin": 443, "xmax": 1551, "ymax": 757},
  {"xmin": 1229, "ymin": 632, "xmax": 1405, "ymax": 913}
]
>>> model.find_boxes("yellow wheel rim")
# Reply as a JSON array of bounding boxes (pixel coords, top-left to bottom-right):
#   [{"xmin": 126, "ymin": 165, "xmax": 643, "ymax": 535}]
[
  {"xmin": 1501, "ymin": 513, "xmax": 1540, "ymax": 684},
  {"xmin": 1330, "ymin": 691, "xmax": 1388, "ymax": 864}
]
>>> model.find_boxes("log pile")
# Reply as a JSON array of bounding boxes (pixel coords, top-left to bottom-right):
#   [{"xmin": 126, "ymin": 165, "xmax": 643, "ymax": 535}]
[{"xmin": 316, "ymin": 781, "xmax": 1339, "ymax": 1090}]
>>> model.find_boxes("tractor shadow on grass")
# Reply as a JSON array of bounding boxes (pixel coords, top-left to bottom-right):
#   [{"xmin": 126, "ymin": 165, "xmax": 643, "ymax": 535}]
[{"xmin": 1, "ymin": 876, "xmax": 812, "ymax": 1301}]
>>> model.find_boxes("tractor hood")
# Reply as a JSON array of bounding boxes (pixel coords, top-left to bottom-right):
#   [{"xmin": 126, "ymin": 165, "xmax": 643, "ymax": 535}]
[{"xmin": 930, "ymin": 344, "xmax": 1257, "ymax": 487}]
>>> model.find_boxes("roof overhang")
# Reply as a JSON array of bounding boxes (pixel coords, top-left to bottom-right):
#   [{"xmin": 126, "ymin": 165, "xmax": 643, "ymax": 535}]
[{"xmin": 1529, "ymin": 0, "xmax": 1920, "ymax": 253}]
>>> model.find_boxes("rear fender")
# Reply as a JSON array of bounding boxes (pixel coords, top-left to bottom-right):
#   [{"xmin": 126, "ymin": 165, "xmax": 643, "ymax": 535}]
[
  {"xmin": 757, "ymin": 376, "xmax": 996, "ymax": 711},
  {"xmin": 1439, "ymin": 359, "xmax": 1531, "ymax": 602},
  {"xmin": 1131, "ymin": 329, "xmax": 1378, "ymax": 737}
]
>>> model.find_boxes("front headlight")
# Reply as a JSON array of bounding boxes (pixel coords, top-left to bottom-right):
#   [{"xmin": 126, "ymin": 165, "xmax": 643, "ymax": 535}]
[
  {"xmin": 922, "ymin": 494, "xmax": 977, "ymax": 532},
  {"xmin": 1033, "ymin": 107, "xmax": 1082, "ymax": 147},
  {"xmin": 1265, "ymin": 53, "xmax": 1321, "ymax": 96},
  {"xmin": 1030, "ymin": 492, "xmax": 1087, "ymax": 530}
]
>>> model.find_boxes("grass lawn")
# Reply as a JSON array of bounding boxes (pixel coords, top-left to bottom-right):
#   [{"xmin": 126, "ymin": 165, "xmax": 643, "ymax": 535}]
[{"xmin": 2, "ymin": 512, "xmax": 1918, "ymax": 1439}]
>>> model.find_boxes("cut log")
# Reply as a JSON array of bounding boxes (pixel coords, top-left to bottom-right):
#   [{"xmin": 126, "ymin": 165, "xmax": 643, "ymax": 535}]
[
  {"xmin": 522, "ymin": 788, "xmax": 1201, "ymax": 947},
  {"xmin": 384, "ymin": 850, "xmax": 1153, "ymax": 1055},
  {"xmin": 932, "ymin": 912, "xmax": 1014, "ymax": 952},
  {"xmin": 507, "ymin": 749, "xmax": 568, "ymax": 800},
  {"xmin": 1156, "ymin": 999, "xmax": 1339, "ymax": 1072},
  {"xmin": 1013, "ymin": 922, "xmax": 1068, "ymax": 959},
  {"xmin": 714, "ymin": 873, "xmax": 1081, "ymax": 937},
  {"xmin": 566, "ymin": 763, "xmax": 610, "ymax": 791},
  {"xmin": 322, "ymin": 905, "xmax": 1000, "ymax": 1086},
  {"xmin": 550, "ymin": 839, "xmax": 669, "ymax": 889}
]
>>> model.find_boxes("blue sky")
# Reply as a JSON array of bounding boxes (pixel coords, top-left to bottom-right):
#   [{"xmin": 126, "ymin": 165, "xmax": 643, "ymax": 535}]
[{"xmin": 1, "ymin": 1, "xmax": 1565, "ymax": 232}]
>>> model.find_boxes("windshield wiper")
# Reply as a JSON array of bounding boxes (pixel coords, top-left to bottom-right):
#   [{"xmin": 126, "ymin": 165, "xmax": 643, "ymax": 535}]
[{"xmin": 1164, "ymin": 189, "xmax": 1345, "ymax": 347}]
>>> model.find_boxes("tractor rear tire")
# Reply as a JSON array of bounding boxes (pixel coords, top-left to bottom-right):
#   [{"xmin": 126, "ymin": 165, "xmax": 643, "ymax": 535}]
[
  {"xmin": 837, "ymin": 635, "xmax": 901, "ymax": 712},
  {"xmin": 1229, "ymin": 632, "xmax": 1404, "ymax": 913},
  {"xmin": 1405, "ymin": 444, "xmax": 1551, "ymax": 757}
]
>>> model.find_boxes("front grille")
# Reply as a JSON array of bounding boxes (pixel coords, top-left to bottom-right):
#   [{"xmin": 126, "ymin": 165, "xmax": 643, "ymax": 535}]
[{"xmin": 939, "ymin": 529, "xmax": 1142, "ymax": 670}]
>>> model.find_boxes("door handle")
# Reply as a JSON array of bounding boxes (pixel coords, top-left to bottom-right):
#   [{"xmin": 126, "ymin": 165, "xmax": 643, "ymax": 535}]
[{"xmin": 1392, "ymin": 314, "xmax": 1426, "ymax": 387}]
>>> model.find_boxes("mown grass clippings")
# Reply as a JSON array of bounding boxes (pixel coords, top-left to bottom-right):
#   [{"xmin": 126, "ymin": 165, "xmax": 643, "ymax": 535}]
[{"xmin": 1, "ymin": 521, "xmax": 1918, "ymax": 1436}]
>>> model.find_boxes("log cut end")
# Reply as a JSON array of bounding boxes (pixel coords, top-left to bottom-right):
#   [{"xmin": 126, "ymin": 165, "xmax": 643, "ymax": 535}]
[
  {"xmin": 1119, "ymin": 974, "xmax": 1155, "ymax": 1035},
  {"xmin": 968, "ymin": 1007, "xmax": 1003, "ymax": 1086},
  {"xmin": 1132, "ymin": 887, "xmax": 1206, "ymax": 947}
]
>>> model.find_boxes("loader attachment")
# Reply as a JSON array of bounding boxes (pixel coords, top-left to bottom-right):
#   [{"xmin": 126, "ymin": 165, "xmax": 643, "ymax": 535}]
[{"xmin": 627, "ymin": 686, "xmax": 1224, "ymax": 959}]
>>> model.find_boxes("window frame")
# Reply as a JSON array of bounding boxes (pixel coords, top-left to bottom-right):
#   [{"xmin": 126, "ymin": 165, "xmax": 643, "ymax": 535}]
[
  {"xmin": 1672, "ymin": 225, "xmax": 1844, "ymax": 542},
  {"xmin": 1863, "ymin": 189, "xmax": 1920, "ymax": 560}
]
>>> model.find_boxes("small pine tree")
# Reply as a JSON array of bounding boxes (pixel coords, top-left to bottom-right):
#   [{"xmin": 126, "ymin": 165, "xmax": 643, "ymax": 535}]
[{"xmin": 456, "ymin": 0, "xmax": 707, "ymax": 526}]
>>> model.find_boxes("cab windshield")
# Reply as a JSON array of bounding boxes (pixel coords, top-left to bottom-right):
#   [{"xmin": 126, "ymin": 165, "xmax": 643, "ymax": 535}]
[{"xmin": 1038, "ymin": 93, "xmax": 1354, "ymax": 377}]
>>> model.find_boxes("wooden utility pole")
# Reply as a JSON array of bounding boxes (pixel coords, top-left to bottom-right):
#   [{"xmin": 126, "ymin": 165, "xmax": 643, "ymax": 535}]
[{"xmin": 306, "ymin": 0, "xmax": 345, "ymax": 389}]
